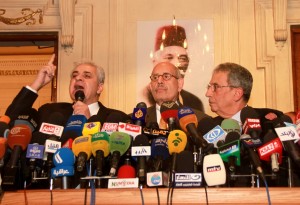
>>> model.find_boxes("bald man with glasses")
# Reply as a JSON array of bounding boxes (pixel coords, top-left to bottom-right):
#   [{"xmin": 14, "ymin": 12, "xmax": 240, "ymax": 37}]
[{"xmin": 145, "ymin": 61, "xmax": 208, "ymax": 129}]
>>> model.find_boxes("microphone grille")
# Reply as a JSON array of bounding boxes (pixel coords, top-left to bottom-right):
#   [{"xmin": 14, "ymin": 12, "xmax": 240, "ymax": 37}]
[{"xmin": 75, "ymin": 90, "xmax": 85, "ymax": 102}]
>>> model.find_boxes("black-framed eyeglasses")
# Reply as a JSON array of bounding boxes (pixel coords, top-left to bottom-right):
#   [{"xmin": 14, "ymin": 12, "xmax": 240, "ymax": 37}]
[
  {"xmin": 150, "ymin": 73, "xmax": 179, "ymax": 82},
  {"xmin": 207, "ymin": 83, "xmax": 237, "ymax": 92}
]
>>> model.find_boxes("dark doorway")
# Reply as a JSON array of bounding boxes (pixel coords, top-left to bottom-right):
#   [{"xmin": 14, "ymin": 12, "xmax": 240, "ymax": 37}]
[{"xmin": 291, "ymin": 25, "xmax": 300, "ymax": 112}]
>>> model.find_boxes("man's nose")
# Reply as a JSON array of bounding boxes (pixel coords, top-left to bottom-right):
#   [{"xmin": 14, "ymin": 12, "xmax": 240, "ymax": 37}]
[
  {"xmin": 75, "ymin": 74, "xmax": 83, "ymax": 81},
  {"xmin": 205, "ymin": 88, "xmax": 212, "ymax": 97}
]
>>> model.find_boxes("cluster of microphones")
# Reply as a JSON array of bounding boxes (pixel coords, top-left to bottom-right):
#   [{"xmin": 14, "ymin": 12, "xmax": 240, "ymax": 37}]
[{"xmin": 1, "ymin": 100, "xmax": 300, "ymax": 191}]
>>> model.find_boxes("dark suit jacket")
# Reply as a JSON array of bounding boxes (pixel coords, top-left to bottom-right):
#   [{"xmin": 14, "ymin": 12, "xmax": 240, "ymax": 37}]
[{"xmin": 5, "ymin": 87, "xmax": 130, "ymax": 128}]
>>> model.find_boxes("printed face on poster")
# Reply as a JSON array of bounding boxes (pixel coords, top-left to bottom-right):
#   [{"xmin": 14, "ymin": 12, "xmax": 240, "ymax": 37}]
[{"xmin": 136, "ymin": 19, "xmax": 214, "ymax": 112}]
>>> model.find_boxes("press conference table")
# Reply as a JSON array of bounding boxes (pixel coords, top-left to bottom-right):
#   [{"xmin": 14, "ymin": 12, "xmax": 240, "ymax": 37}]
[{"xmin": 1, "ymin": 187, "xmax": 300, "ymax": 205}]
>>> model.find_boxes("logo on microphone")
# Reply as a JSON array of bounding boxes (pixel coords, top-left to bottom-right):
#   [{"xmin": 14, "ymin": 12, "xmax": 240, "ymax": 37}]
[
  {"xmin": 134, "ymin": 109, "xmax": 144, "ymax": 119},
  {"xmin": 206, "ymin": 165, "xmax": 222, "ymax": 172}
]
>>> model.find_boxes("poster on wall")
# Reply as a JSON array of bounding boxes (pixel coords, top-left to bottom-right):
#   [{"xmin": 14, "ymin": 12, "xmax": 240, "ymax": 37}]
[{"xmin": 136, "ymin": 19, "xmax": 214, "ymax": 112}]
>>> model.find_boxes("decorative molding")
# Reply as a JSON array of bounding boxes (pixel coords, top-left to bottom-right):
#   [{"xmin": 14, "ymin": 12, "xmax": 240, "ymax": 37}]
[
  {"xmin": 255, "ymin": 0, "xmax": 277, "ymax": 108},
  {"xmin": 272, "ymin": 0, "xmax": 287, "ymax": 48},
  {"xmin": 58, "ymin": 0, "xmax": 77, "ymax": 47},
  {"xmin": 0, "ymin": 8, "xmax": 43, "ymax": 25}
]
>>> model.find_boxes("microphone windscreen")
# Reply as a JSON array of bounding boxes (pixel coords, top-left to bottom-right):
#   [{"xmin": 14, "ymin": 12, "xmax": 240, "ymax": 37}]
[
  {"xmin": 117, "ymin": 164, "xmax": 136, "ymax": 178},
  {"xmin": 225, "ymin": 132, "xmax": 240, "ymax": 143},
  {"xmin": 167, "ymin": 130, "xmax": 187, "ymax": 154},
  {"xmin": 63, "ymin": 114, "xmax": 87, "ymax": 137},
  {"xmin": 53, "ymin": 147, "xmax": 75, "ymax": 167},
  {"xmin": 136, "ymin": 102, "xmax": 147, "ymax": 109},
  {"xmin": 14, "ymin": 108, "xmax": 39, "ymax": 132},
  {"xmin": 160, "ymin": 101, "xmax": 179, "ymax": 122},
  {"xmin": 7, "ymin": 125, "xmax": 32, "ymax": 150},
  {"xmin": 0, "ymin": 137, "xmax": 7, "ymax": 158},
  {"xmin": 178, "ymin": 107, "xmax": 198, "ymax": 133},
  {"xmin": 240, "ymin": 106, "xmax": 259, "ymax": 124},
  {"xmin": 109, "ymin": 131, "xmax": 131, "ymax": 156},
  {"xmin": 0, "ymin": 115, "xmax": 10, "ymax": 124},
  {"xmin": 203, "ymin": 154, "xmax": 226, "ymax": 186},
  {"xmin": 132, "ymin": 134, "xmax": 149, "ymax": 146},
  {"xmin": 151, "ymin": 137, "xmax": 169, "ymax": 160},
  {"xmin": 72, "ymin": 135, "xmax": 92, "ymax": 158},
  {"xmin": 175, "ymin": 150, "xmax": 194, "ymax": 173},
  {"xmin": 197, "ymin": 117, "xmax": 218, "ymax": 136},
  {"xmin": 221, "ymin": 119, "xmax": 241, "ymax": 134},
  {"xmin": 75, "ymin": 90, "xmax": 85, "ymax": 102},
  {"xmin": 91, "ymin": 132, "xmax": 110, "ymax": 157}
]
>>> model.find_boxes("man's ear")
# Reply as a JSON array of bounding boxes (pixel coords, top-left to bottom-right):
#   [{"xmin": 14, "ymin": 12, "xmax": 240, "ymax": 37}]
[
  {"xmin": 234, "ymin": 87, "xmax": 244, "ymax": 101},
  {"xmin": 97, "ymin": 83, "xmax": 104, "ymax": 94},
  {"xmin": 177, "ymin": 78, "xmax": 184, "ymax": 92}
]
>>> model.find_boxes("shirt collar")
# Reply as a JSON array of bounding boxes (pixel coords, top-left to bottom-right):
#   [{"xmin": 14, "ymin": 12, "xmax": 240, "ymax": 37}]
[{"xmin": 88, "ymin": 102, "xmax": 100, "ymax": 116}]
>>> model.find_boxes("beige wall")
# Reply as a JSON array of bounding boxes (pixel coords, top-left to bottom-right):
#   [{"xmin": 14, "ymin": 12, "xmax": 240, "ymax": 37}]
[{"xmin": 0, "ymin": 0, "xmax": 299, "ymax": 116}]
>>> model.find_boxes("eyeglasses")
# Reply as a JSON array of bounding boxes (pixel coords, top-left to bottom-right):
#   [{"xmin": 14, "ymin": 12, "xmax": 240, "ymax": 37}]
[
  {"xmin": 207, "ymin": 83, "xmax": 236, "ymax": 92},
  {"xmin": 150, "ymin": 73, "xmax": 179, "ymax": 82}
]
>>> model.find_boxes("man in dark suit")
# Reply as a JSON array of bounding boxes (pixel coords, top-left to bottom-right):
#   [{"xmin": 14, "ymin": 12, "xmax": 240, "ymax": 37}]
[
  {"xmin": 5, "ymin": 54, "xmax": 130, "ymax": 128},
  {"xmin": 145, "ymin": 61, "xmax": 208, "ymax": 129},
  {"xmin": 205, "ymin": 62, "xmax": 299, "ymax": 187}
]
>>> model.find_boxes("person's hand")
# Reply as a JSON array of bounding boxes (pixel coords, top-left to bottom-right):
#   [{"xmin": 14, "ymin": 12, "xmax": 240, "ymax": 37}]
[
  {"xmin": 30, "ymin": 54, "xmax": 56, "ymax": 91},
  {"xmin": 72, "ymin": 101, "xmax": 91, "ymax": 119}
]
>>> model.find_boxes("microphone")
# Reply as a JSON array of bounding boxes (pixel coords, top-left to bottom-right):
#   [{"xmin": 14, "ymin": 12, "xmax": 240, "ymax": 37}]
[
  {"xmin": 117, "ymin": 164, "xmax": 136, "ymax": 178},
  {"xmin": 240, "ymin": 134, "xmax": 264, "ymax": 179},
  {"xmin": 0, "ymin": 137, "xmax": 7, "ymax": 168},
  {"xmin": 72, "ymin": 135, "xmax": 92, "ymax": 172},
  {"xmin": 167, "ymin": 129, "xmax": 187, "ymax": 185},
  {"xmin": 132, "ymin": 102, "xmax": 147, "ymax": 126},
  {"xmin": 109, "ymin": 131, "xmax": 132, "ymax": 176},
  {"xmin": 75, "ymin": 90, "xmax": 85, "ymax": 102},
  {"xmin": 91, "ymin": 132, "xmax": 110, "ymax": 176},
  {"xmin": 241, "ymin": 106, "xmax": 262, "ymax": 139},
  {"xmin": 160, "ymin": 101, "xmax": 179, "ymax": 131},
  {"xmin": 131, "ymin": 134, "xmax": 150, "ymax": 184},
  {"xmin": 0, "ymin": 137, "xmax": 7, "ymax": 160},
  {"xmin": 51, "ymin": 147, "xmax": 75, "ymax": 189},
  {"xmin": 272, "ymin": 117, "xmax": 300, "ymax": 168},
  {"xmin": 217, "ymin": 132, "xmax": 241, "ymax": 173},
  {"xmin": 13, "ymin": 108, "xmax": 39, "ymax": 132},
  {"xmin": 221, "ymin": 119, "xmax": 241, "ymax": 134},
  {"xmin": 26, "ymin": 143, "xmax": 45, "ymax": 173},
  {"xmin": 0, "ymin": 115, "xmax": 10, "ymax": 138},
  {"xmin": 2, "ymin": 124, "xmax": 32, "ymax": 190},
  {"xmin": 82, "ymin": 121, "xmax": 101, "ymax": 136},
  {"xmin": 62, "ymin": 114, "xmax": 87, "ymax": 142},
  {"xmin": 151, "ymin": 137, "xmax": 169, "ymax": 172},
  {"xmin": 203, "ymin": 154, "xmax": 226, "ymax": 186},
  {"xmin": 178, "ymin": 107, "xmax": 212, "ymax": 150}
]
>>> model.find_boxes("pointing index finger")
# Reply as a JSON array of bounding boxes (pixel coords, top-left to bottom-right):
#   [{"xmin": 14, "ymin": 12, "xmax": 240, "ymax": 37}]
[{"xmin": 48, "ymin": 54, "xmax": 55, "ymax": 66}]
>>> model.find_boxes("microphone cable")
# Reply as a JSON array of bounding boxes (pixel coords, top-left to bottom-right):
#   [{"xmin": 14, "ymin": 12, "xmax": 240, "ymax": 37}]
[
  {"xmin": 261, "ymin": 175, "xmax": 272, "ymax": 205},
  {"xmin": 139, "ymin": 184, "xmax": 145, "ymax": 205},
  {"xmin": 155, "ymin": 187, "xmax": 161, "ymax": 205}
]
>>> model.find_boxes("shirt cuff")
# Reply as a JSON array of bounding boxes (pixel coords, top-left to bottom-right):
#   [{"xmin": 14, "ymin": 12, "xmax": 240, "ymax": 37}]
[{"xmin": 25, "ymin": 85, "xmax": 38, "ymax": 94}]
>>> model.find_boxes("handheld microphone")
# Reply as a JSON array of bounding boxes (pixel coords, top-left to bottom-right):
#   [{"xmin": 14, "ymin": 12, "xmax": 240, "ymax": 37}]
[
  {"xmin": 75, "ymin": 90, "xmax": 85, "ymax": 102},
  {"xmin": 132, "ymin": 102, "xmax": 147, "ymax": 126},
  {"xmin": 72, "ymin": 135, "xmax": 92, "ymax": 172},
  {"xmin": 160, "ymin": 101, "xmax": 179, "ymax": 131},
  {"xmin": 241, "ymin": 107, "xmax": 262, "ymax": 139},
  {"xmin": 178, "ymin": 107, "xmax": 212, "ymax": 150},
  {"xmin": 91, "ymin": 132, "xmax": 110, "ymax": 176},
  {"xmin": 51, "ymin": 147, "xmax": 75, "ymax": 189},
  {"xmin": 203, "ymin": 154, "xmax": 226, "ymax": 186},
  {"xmin": 109, "ymin": 131, "xmax": 131, "ymax": 176},
  {"xmin": 26, "ymin": 143, "xmax": 45, "ymax": 171}
]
